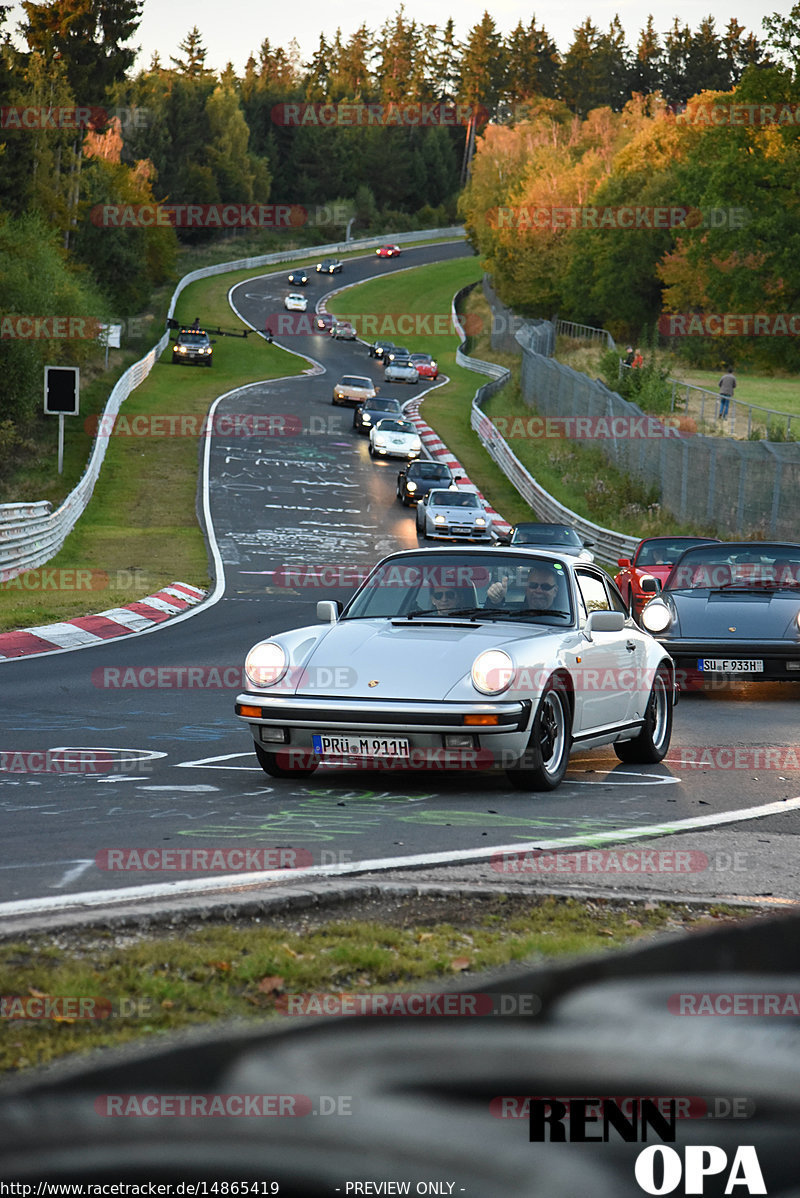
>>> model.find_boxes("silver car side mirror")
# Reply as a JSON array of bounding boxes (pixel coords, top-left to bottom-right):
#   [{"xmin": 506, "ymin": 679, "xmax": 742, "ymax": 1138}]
[
  {"xmin": 317, "ymin": 601, "xmax": 340, "ymax": 624},
  {"xmin": 583, "ymin": 610, "xmax": 625, "ymax": 640}
]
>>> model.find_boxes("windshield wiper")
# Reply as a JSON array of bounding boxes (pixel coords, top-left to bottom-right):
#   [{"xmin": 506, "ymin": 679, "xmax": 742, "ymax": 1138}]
[
  {"xmin": 403, "ymin": 607, "xmax": 484, "ymax": 620},
  {"xmin": 480, "ymin": 607, "xmax": 571, "ymax": 619}
]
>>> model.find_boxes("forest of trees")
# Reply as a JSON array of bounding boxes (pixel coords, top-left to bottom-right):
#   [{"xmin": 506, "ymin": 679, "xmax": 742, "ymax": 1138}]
[
  {"xmin": 0, "ymin": 0, "xmax": 796, "ymax": 446},
  {"xmin": 460, "ymin": 51, "xmax": 800, "ymax": 371}
]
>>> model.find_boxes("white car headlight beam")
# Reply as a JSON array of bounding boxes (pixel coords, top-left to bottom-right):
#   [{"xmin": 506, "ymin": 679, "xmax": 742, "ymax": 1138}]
[
  {"xmin": 245, "ymin": 642, "xmax": 288, "ymax": 687},
  {"xmin": 472, "ymin": 649, "xmax": 514, "ymax": 695},
  {"xmin": 641, "ymin": 602, "xmax": 672, "ymax": 634}
]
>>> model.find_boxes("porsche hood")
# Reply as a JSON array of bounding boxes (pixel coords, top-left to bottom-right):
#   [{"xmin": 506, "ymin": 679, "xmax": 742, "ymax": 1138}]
[{"xmin": 269, "ymin": 618, "xmax": 556, "ymax": 701}]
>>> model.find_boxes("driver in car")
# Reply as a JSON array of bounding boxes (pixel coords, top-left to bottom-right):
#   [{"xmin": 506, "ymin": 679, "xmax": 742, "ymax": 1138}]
[{"xmin": 485, "ymin": 563, "xmax": 560, "ymax": 610}]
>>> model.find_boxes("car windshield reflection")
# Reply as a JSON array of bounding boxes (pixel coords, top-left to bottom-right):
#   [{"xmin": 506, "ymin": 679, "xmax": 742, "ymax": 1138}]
[
  {"xmin": 343, "ymin": 553, "xmax": 574, "ymax": 625},
  {"xmin": 430, "ymin": 492, "xmax": 479, "ymax": 507},
  {"xmin": 665, "ymin": 544, "xmax": 800, "ymax": 591},
  {"xmin": 636, "ymin": 538, "xmax": 716, "ymax": 567}
]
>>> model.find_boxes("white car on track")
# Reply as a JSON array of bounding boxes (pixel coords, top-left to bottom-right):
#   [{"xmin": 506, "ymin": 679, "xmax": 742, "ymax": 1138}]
[
  {"xmin": 284, "ymin": 293, "xmax": 308, "ymax": 311},
  {"xmin": 368, "ymin": 418, "xmax": 422, "ymax": 460}
]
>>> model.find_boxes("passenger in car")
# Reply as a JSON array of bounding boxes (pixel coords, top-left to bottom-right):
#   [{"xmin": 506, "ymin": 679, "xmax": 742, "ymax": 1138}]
[{"xmin": 486, "ymin": 564, "xmax": 561, "ymax": 609}]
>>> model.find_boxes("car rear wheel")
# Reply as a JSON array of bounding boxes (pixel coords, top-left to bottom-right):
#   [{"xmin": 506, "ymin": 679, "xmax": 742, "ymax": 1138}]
[
  {"xmin": 254, "ymin": 742, "xmax": 318, "ymax": 778},
  {"xmin": 614, "ymin": 666, "xmax": 672, "ymax": 763},
  {"xmin": 506, "ymin": 679, "xmax": 572, "ymax": 791}
]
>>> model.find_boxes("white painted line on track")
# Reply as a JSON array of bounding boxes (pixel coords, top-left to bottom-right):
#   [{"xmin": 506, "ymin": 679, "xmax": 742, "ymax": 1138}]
[
  {"xmin": 51, "ymin": 861, "xmax": 94, "ymax": 889},
  {"xmin": 2, "ymin": 795, "xmax": 799, "ymax": 920}
]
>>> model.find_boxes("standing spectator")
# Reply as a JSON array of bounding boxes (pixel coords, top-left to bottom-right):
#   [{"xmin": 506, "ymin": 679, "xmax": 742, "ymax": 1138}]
[
  {"xmin": 623, "ymin": 346, "xmax": 635, "ymax": 366},
  {"xmin": 718, "ymin": 366, "xmax": 736, "ymax": 419},
  {"xmin": 631, "ymin": 348, "xmax": 644, "ymax": 369}
]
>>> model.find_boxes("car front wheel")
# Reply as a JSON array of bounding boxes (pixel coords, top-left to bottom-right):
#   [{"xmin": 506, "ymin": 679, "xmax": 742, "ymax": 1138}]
[
  {"xmin": 614, "ymin": 666, "xmax": 672, "ymax": 763},
  {"xmin": 506, "ymin": 679, "xmax": 572, "ymax": 791},
  {"xmin": 254, "ymin": 742, "xmax": 318, "ymax": 778}
]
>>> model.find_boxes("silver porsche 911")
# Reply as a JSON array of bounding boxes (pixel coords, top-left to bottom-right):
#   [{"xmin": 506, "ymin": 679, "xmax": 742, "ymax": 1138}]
[
  {"xmin": 416, "ymin": 488, "xmax": 493, "ymax": 541},
  {"xmin": 235, "ymin": 548, "xmax": 676, "ymax": 791}
]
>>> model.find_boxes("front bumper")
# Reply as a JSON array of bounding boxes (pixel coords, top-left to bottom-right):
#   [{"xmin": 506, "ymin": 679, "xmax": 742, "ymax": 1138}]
[
  {"xmin": 372, "ymin": 444, "xmax": 421, "ymax": 458},
  {"xmin": 424, "ymin": 524, "xmax": 493, "ymax": 540},
  {"xmin": 236, "ymin": 694, "xmax": 533, "ymax": 767},
  {"xmin": 661, "ymin": 639, "xmax": 800, "ymax": 681}
]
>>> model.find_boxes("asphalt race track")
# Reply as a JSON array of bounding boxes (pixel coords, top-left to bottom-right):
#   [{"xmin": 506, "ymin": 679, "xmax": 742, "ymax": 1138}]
[{"xmin": 2, "ymin": 241, "xmax": 800, "ymax": 913}]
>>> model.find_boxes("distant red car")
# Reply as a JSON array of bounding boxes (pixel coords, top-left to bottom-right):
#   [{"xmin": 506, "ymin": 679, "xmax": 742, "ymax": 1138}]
[
  {"xmin": 376, "ymin": 245, "xmax": 401, "ymax": 258},
  {"xmin": 409, "ymin": 353, "xmax": 438, "ymax": 380},
  {"xmin": 615, "ymin": 536, "xmax": 720, "ymax": 619}
]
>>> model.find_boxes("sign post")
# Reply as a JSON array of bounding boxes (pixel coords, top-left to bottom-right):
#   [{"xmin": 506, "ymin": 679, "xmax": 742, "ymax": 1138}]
[
  {"xmin": 44, "ymin": 366, "xmax": 80, "ymax": 474},
  {"xmin": 97, "ymin": 323, "xmax": 122, "ymax": 369}
]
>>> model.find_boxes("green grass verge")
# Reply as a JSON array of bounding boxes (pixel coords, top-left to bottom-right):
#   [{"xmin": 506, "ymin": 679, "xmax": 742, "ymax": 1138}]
[
  {"xmin": 0, "ymin": 896, "xmax": 756, "ymax": 1073},
  {"xmin": 0, "ymin": 269, "xmax": 305, "ymax": 632}
]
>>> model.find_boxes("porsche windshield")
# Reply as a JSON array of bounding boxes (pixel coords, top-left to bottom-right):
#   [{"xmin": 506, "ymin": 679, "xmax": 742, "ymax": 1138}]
[
  {"xmin": 636, "ymin": 538, "xmax": 716, "ymax": 566},
  {"xmin": 411, "ymin": 463, "xmax": 451, "ymax": 479},
  {"xmin": 343, "ymin": 553, "xmax": 574, "ymax": 625},
  {"xmin": 512, "ymin": 524, "xmax": 581, "ymax": 546},
  {"xmin": 430, "ymin": 492, "xmax": 480, "ymax": 508},
  {"xmin": 665, "ymin": 544, "xmax": 800, "ymax": 591},
  {"xmin": 376, "ymin": 420, "xmax": 415, "ymax": 434}
]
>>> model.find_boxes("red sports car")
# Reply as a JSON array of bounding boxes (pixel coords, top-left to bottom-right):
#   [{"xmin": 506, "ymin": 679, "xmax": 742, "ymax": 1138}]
[
  {"xmin": 376, "ymin": 244, "xmax": 401, "ymax": 258},
  {"xmin": 615, "ymin": 536, "xmax": 720, "ymax": 620},
  {"xmin": 409, "ymin": 353, "xmax": 438, "ymax": 380}
]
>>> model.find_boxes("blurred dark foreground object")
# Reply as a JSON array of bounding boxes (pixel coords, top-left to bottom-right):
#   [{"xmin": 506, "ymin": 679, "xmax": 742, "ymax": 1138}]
[{"xmin": 1, "ymin": 908, "xmax": 800, "ymax": 1196}]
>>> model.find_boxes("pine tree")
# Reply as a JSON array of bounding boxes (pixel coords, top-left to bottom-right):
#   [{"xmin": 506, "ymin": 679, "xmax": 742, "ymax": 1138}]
[
  {"xmin": 21, "ymin": 0, "xmax": 143, "ymax": 103},
  {"xmin": 505, "ymin": 18, "xmax": 560, "ymax": 104},
  {"xmin": 170, "ymin": 26, "xmax": 214, "ymax": 78}
]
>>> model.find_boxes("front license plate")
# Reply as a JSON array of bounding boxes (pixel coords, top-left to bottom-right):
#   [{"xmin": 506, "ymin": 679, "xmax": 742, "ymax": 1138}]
[
  {"xmin": 698, "ymin": 658, "xmax": 764, "ymax": 673},
  {"xmin": 312, "ymin": 734, "xmax": 410, "ymax": 758}
]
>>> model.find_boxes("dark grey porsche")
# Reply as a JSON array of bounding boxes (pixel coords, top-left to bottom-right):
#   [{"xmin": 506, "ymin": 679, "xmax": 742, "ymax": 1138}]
[{"xmin": 639, "ymin": 541, "xmax": 800, "ymax": 681}]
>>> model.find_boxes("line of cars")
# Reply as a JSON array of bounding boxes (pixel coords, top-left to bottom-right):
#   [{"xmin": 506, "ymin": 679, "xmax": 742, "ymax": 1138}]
[{"xmin": 367, "ymin": 340, "xmax": 440, "ymax": 384}]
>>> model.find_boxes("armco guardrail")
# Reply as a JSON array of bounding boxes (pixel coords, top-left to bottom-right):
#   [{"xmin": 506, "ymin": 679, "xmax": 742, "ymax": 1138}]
[
  {"xmin": 1, "ymin": 227, "xmax": 465, "ymax": 582},
  {"xmin": 451, "ymin": 284, "xmax": 638, "ymax": 567}
]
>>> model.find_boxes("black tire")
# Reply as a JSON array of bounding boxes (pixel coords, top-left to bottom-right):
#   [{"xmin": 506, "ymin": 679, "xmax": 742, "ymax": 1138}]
[
  {"xmin": 254, "ymin": 742, "xmax": 318, "ymax": 778},
  {"xmin": 369, "ymin": 443, "xmax": 375, "ymax": 457},
  {"xmin": 506, "ymin": 678, "xmax": 572, "ymax": 791},
  {"xmin": 614, "ymin": 666, "xmax": 673, "ymax": 763}
]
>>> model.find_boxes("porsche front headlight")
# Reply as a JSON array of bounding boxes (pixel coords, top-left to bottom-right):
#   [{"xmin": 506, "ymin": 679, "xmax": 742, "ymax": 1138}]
[
  {"xmin": 406, "ymin": 480, "xmax": 417, "ymax": 492},
  {"xmin": 641, "ymin": 602, "xmax": 672, "ymax": 634},
  {"xmin": 472, "ymin": 649, "xmax": 514, "ymax": 695},
  {"xmin": 245, "ymin": 641, "xmax": 288, "ymax": 687}
]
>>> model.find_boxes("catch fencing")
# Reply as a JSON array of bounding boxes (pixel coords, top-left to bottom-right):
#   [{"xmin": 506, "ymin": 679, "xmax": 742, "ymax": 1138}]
[
  {"xmin": 1, "ymin": 227, "xmax": 464, "ymax": 581},
  {"xmin": 515, "ymin": 323, "xmax": 800, "ymax": 539}
]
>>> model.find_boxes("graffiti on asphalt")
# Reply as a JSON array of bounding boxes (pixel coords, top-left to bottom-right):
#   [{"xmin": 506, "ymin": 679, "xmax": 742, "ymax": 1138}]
[{"xmin": 174, "ymin": 786, "xmax": 662, "ymax": 843}]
